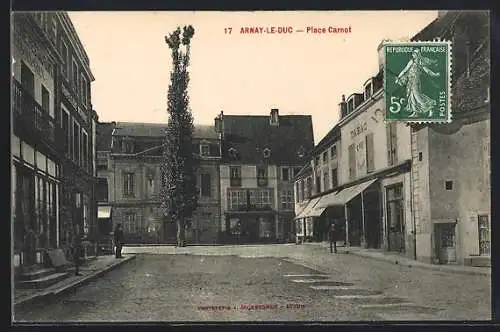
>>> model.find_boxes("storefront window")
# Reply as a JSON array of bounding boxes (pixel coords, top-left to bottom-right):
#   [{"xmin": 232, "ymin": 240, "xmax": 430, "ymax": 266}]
[
  {"xmin": 259, "ymin": 217, "xmax": 273, "ymax": 239},
  {"xmin": 296, "ymin": 219, "xmax": 303, "ymax": 234},
  {"xmin": 230, "ymin": 218, "xmax": 241, "ymax": 235}
]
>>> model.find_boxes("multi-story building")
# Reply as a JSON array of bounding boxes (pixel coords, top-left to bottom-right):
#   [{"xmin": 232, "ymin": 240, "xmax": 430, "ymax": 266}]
[
  {"xmin": 214, "ymin": 109, "xmax": 314, "ymax": 244},
  {"xmin": 12, "ymin": 12, "xmax": 96, "ymax": 275},
  {"xmin": 96, "ymin": 122, "xmax": 221, "ymax": 244},
  {"xmin": 410, "ymin": 11, "xmax": 490, "ymax": 266},
  {"xmin": 293, "ymin": 46, "xmax": 414, "ymax": 257}
]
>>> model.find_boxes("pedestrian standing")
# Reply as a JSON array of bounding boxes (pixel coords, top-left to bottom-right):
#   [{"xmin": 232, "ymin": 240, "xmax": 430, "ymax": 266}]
[
  {"xmin": 114, "ymin": 223, "xmax": 124, "ymax": 258},
  {"xmin": 73, "ymin": 224, "xmax": 83, "ymax": 276},
  {"xmin": 329, "ymin": 221, "xmax": 338, "ymax": 254}
]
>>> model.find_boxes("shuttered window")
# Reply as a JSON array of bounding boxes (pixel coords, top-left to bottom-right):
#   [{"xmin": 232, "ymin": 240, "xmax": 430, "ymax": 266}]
[
  {"xmin": 201, "ymin": 173, "xmax": 211, "ymax": 197},
  {"xmin": 366, "ymin": 133, "xmax": 375, "ymax": 173},
  {"xmin": 348, "ymin": 143, "xmax": 356, "ymax": 180},
  {"xmin": 387, "ymin": 122, "xmax": 398, "ymax": 166}
]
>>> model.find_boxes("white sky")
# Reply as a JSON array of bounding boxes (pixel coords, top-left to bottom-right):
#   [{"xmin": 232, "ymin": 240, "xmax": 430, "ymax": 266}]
[{"xmin": 69, "ymin": 11, "xmax": 437, "ymax": 143}]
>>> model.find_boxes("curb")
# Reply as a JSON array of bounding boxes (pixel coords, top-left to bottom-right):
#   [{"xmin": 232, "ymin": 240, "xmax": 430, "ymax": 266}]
[
  {"xmin": 343, "ymin": 250, "xmax": 491, "ymax": 277},
  {"xmin": 14, "ymin": 255, "xmax": 136, "ymax": 308}
]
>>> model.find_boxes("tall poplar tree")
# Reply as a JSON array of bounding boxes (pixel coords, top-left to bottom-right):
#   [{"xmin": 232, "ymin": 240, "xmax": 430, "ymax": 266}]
[{"xmin": 160, "ymin": 25, "xmax": 197, "ymax": 247}]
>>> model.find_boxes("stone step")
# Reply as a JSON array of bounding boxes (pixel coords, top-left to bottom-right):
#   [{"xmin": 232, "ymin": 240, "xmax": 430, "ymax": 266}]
[
  {"xmin": 16, "ymin": 272, "xmax": 70, "ymax": 290},
  {"xmin": 465, "ymin": 256, "xmax": 491, "ymax": 267},
  {"xmin": 19, "ymin": 268, "xmax": 56, "ymax": 281}
]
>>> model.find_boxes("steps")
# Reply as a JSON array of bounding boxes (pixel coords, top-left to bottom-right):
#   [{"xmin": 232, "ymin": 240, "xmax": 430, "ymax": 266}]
[
  {"xmin": 16, "ymin": 268, "xmax": 70, "ymax": 289},
  {"xmin": 464, "ymin": 256, "xmax": 491, "ymax": 267}
]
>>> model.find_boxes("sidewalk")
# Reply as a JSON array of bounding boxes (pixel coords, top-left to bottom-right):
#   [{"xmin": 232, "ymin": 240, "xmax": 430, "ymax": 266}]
[
  {"xmin": 305, "ymin": 242, "xmax": 491, "ymax": 277},
  {"xmin": 14, "ymin": 255, "xmax": 136, "ymax": 308}
]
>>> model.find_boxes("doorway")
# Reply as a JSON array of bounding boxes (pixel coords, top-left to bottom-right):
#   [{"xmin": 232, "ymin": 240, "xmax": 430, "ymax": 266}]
[
  {"xmin": 386, "ymin": 183, "xmax": 405, "ymax": 253},
  {"xmin": 363, "ymin": 189, "xmax": 382, "ymax": 249},
  {"xmin": 435, "ymin": 222, "xmax": 457, "ymax": 264}
]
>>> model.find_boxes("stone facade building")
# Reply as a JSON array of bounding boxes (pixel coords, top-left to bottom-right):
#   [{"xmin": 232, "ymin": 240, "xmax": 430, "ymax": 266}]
[
  {"xmin": 215, "ymin": 109, "xmax": 314, "ymax": 244},
  {"xmin": 96, "ymin": 122, "xmax": 221, "ymax": 244},
  {"xmin": 12, "ymin": 12, "xmax": 96, "ymax": 274},
  {"xmin": 410, "ymin": 11, "xmax": 490, "ymax": 266}
]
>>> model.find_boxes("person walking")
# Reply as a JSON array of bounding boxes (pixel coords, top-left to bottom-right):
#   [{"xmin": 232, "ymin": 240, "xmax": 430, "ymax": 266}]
[
  {"xmin": 114, "ymin": 223, "xmax": 124, "ymax": 258},
  {"xmin": 329, "ymin": 221, "xmax": 338, "ymax": 254},
  {"xmin": 73, "ymin": 224, "xmax": 83, "ymax": 276}
]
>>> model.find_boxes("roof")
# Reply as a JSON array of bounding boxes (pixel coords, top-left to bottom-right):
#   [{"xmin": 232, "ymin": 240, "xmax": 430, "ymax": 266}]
[
  {"xmin": 293, "ymin": 163, "xmax": 312, "ymax": 181},
  {"xmin": 112, "ymin": 122, "xmax": 218, "ymax": 139},
  {"xmin": 96, "ymin": 122, "xmax": 116, "ymax": 151},
  {"xmin": 221, "ymin": 114, "xmax": 314, "ymax": 165}
]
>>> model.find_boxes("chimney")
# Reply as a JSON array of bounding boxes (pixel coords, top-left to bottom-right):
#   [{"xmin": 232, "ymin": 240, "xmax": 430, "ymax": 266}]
[
  {"xmin": 339, "ymin": 95, "xmax": 347, "ymax": 118},
  {"xmin": 270, "ymin": 108, "xmax": 279, "ymax": 126},
  {"xmin": 377, "ymin": 39, "xmax": 391, "ymax": 71},
  {"xmin": 214, "ymin": 110, "xmax": 224, "ymax": 133}
]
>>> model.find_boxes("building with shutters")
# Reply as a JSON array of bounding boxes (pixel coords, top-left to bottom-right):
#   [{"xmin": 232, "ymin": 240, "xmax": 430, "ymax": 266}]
[
  {"xmin": 293, "ymin": 47, "xmax": 415, "ymax": 257},
  {"xmin": 95, "ymin": 122, "xmax": 222, "ymax": 244},
  {"xmin": 214, "ymin": 109, "xmax": 314, "ymax": 244},
  {"xmin": 12, "ymin": 12, "xmax": 97, "ymax": 275},
  {"xmin": 409, "ymin": 11, "xmax": 490, "ymax": 266}
]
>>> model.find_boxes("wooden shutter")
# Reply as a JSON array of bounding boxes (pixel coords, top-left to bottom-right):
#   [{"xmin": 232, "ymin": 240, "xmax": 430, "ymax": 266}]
[
  {"xmin": 348, "ymin": 144, "xmax": 356, "ymax": 180},
  {"xmin": 365, "ymin": 133, "xmax": 375, "ymax": 172}
]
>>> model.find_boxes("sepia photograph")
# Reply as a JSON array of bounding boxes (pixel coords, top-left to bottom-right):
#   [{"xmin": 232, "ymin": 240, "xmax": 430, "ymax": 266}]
[{"xmin": 11, "ymin": 10, "xmax": 491, "ymax": 323}]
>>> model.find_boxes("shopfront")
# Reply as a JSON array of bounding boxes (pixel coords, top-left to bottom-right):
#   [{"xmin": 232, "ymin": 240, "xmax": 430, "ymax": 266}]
[
  {"xmin": 225, "ymin": 212, "xmax": 276, "ymax": 243},
  {"xmin": 12, "ymin": 135, "xmax": 60, "ymax": 270}
]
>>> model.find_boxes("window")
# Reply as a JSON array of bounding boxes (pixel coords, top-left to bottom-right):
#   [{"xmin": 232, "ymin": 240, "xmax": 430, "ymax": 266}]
[
  {"xmin": 41, "ymin": 85, "xmax": 50, "ymax": 114},
  {"xmin": 60, "ymin": 41, "xmax": 68, "ymax": 77},
  {"xmin": 250, "ymin": 189, "xmax": 272, "ymax": 209},
  {"xmin": 123, "ymin": 172, "xmax": 135, "ymax": 197},
  {"xmin": 366, "ymin": 133, "xmax": 375, "ymax": 173},
  {"xmin": 96, "ymin": 178, "xmax": 108, "ymax": 202},
  {"xmin": 230, "ymin": 166, "xmax": 241, "ymax": 187},
  {"xmin": 323, "ymin": 171, "xmax": 330, "ymax": 191},
  {"xmin": 282, "ymin": 168, "xmax": 289, "ymax": 181},
  {"xmin": 82, "ymin": 131, "xmax": 88, "ymax": 170},
  {"xmin": 306, "ymin": 177, "xmax": 312, "ymax": 198},
  {"xmin": 81, "ymin": 75, "xmax": 87, "ymax": 106},
  {"xmin": 21, "ymin": 62, "xmax": 35, "ymax": 96},
  {"xmin": 72, "ymin": 60, "xmax": 79, "ymax": 91},
  {"xmin": 295, "ymin": 182, "xmax": 300, "ymax": 202},
  {"xmin": 348, "ymin": 143, "xmax": 356, "ymax": 180},
  {"xmin": 331, "ymin": 168, "xmax": 338, "ymax": 188},
  {"xmin": 123, "ymin": 212, "xmax": 137, "ymax": 233},
  {"xmin": 263, "ymin": 148, "xmax": 271, "ymax": 158},
  {"xmin": 315, "ymin": 176, "xmax": 321, "ymax": 194},
  {"xmin": 330, "ymin": 145, "xmax": 337, "ymax": 159},
  {"xmin": 200, "ymin": 144, "xmax": 209, "ymax": 156},
  {"xmin": 387, "ymin": 122, "xmax": 398, "ymax": 166},
  {"xmin": 365, "ymin": 83, "xmax": 372, "ymax": 99},
  {"xmin": 300, "ymin": 180, "xmax": 305, "ymax": 202},
  {"xmin": 61, "ymin": 108, "xmax": 70, "ymax": 156},
  {"xmin": 478, "ymin": 215, "xmax": 490, "ymax": 255},
  {"xmin": 315, "ymin": 155, "xmax": 321, "ymax": 167},
  {"xmin": 257, "ymin": 166, "xmax": 268, "ymax": 187},
  {"xmin": 322, "ymin": 151, "xmax": 328, "ymax": 163},
  {"xmin": 445, "ymin": 180, "xmax": 453, "ymax": 191},
  {"xmin": 209, "ymin": 143, "xmax": 220, "ymax": 157},
  {"xmin": 281, "ymin": 190, "xmax": 293, "ymax": 210},
  {"xmin": 228, "ymin": 190, "xmax": 247, "ymax": 210},
  {"xmin": 73, "ymin": 121, "xmax": 80, "ymax": 163},
  {"xmin": 200, "ymin": 173, "xmax": 211, "ymax": 197}
]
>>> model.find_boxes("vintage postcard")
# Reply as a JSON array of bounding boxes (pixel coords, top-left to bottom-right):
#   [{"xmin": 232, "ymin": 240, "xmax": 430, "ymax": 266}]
[{"xmin": 11, "ymin": 10, "xmax": 491, "ymax": 323}]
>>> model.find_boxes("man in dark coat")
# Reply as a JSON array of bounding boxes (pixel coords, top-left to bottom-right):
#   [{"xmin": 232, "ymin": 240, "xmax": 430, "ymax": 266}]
[
  {"xmin": 329, "ymin": 220, "xmax": 339, "ymax": 254},
  {"xmin": 73, "ymin": 224, "xmax": 83, "ymax": 276},
  {"xmin": 114, "ymin": 223, "xmax": 124, "ymax": 258}
]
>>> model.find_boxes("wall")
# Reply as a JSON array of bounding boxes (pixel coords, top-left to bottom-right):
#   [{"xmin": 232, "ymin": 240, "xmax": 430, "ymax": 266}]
[
  {"xmin": 339, "ymin": 96, "xmax": 387, "ymax": 185},
  {"xmin": 428, "ymin": 118, "xmax": 490, "ymax": 263}
]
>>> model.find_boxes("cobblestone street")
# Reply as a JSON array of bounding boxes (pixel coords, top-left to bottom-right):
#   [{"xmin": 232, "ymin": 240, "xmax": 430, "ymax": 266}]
[{"xmin": 14, "ymin": 245, "xmax": 491, "ymax": 322}]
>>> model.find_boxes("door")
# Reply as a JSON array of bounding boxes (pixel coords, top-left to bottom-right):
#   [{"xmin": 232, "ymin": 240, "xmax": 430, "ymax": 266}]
[
  {"xmin": 386, "ymin": 184, "xmax": 404, "ymax": 252},
  {"xmin": 435, "ymin": 223, "xmax": 457, "ymax": 264}
]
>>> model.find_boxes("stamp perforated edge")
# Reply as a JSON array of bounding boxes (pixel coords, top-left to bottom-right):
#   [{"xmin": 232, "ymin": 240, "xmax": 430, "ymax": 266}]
[{"xmin": 382, "ymin": 39, "xmax": 453, "ymax": 125}]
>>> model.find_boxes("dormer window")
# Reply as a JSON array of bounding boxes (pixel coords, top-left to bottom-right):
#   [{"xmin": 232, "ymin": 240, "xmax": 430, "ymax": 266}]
[
  {"xmin": 297, "ymin": 146, "xmax": 305, "ymax": 159},
  {"xmin": 228, "ymin": 147, "xmax": 237, "ymax": 159},
  {"xmin": 364, "ymin": 80, "xmax": 373, "ymax": 100},
  {"xmin": 200, "ymin": 144, "xmax": 210, "ymax": 156},
  {"xmin": 270, "ymin": 108, "xmax": 279, "ymax": 126},
  {"xmin": 347, "ymin": 97, "xmax": 354, "ymax": 113},
  {"xmin": 263, "ymin": 148, "xmax": 271, "ymax": 158}
]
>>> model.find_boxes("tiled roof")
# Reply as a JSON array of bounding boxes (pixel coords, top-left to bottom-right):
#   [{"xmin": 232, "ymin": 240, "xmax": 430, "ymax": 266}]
[
  {"xmin": 113, "ymin": 122, "xmax": 218, "ymax": 139},
  {"xmin": 221, "ymin": 114, "xmax": 314, "ymax": 165}
]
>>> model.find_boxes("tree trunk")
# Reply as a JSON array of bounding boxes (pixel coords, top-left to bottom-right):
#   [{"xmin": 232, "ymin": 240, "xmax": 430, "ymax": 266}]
[{"xmin": 176, "ymin": 217, "xmax": 186, "ymax": 247}]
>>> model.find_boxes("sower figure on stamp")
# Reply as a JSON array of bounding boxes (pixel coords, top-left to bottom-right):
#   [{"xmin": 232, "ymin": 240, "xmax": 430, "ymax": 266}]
[
  {"xmin": 114, "ymin": 223, "xmax": 124, "ymax": 259},
  {"xmin": 72, "ymin": 224, "xmax": 83, "ymax": 276}
]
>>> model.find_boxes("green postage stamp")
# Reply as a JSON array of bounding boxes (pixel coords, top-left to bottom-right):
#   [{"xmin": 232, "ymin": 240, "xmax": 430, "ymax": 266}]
[{"xmin": 384, "ymin": 41, "xmax": 452, "ymax": 123}]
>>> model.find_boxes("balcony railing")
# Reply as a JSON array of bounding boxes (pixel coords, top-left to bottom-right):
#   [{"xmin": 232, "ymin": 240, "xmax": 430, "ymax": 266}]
[
  {"xmin": 227, "ymin": 188, "xmax": 274, "ymax": 212},
  {"xmin": 12, "ymin": 79, "xmax": 62, "ymax": 148}
]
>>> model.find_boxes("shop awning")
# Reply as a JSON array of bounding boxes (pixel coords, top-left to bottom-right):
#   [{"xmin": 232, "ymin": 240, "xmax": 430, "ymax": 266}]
[
  {"xmin": 294, "ymin": 197, "xmax": 321, "ymax": 219},
  {"xmin": 98, "ymin": 206, "xmax": 112, "ymax": 219},
  {"xmin": 316, "ymin": 178, "xmax": 378, "ymax": 209}
]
